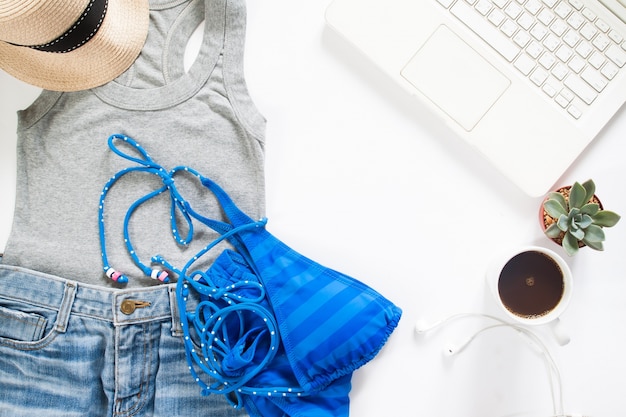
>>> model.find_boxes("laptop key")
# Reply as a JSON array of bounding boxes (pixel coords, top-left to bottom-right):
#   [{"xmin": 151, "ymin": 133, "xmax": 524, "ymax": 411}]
[
  {"xmin": 564, "ymin": 74, "xmax": 597, "ymax": 103},
  {"xmin": 605, "ymin": 44, "xmax": 626, "ymax": 67},
  {"xmin": 601, "ymin": 61, "xmax": 619, "ymax": 79},
  {"xmin": 580, "ymin": 67, "xmax": 608, "ymax": 92},
  {"xmin": 530, "ymin": 67, "xmax": 549, "ymax": 85},
  {"xmin": 515, "ymin": 53, "xmax": 536, "ymax": 75},
  {"xmin": 567, "ymin": 104, "xmax": 583, "ymax": 119}
]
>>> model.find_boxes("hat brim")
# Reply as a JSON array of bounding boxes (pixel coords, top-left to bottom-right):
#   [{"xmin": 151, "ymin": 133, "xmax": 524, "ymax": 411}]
[{"xmin": 0, "ymin": 0, "xmax": 149, "ymax": 92}]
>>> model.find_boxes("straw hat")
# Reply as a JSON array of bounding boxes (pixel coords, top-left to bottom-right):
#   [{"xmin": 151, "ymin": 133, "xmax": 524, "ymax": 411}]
[{"xmin": 0, "ymin": 0, "xmax": 149, "ymax": 91}]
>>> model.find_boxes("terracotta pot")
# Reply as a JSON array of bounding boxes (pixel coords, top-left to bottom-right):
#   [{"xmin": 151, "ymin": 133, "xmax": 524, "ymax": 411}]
[{"xmin": 539, "ymin": 185, "xmax": 603, "ymax": 248}]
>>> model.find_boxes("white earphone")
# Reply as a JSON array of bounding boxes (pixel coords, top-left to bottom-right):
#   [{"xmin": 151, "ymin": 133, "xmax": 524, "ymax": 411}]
[{"xmin": 413, "ymin": 313, "xmax": 587, "ymax": 417}]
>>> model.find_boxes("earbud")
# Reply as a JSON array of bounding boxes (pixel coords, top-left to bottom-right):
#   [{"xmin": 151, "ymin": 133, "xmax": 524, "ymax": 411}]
[
  {"xmin": 414, "ymin": 319, "xmax": 433, "ymax": 334},
  {"xmin": 414, "ymin": 317, "xmax": 453, "ymax": 334},
  {"xmin": 443, "ymin": 343, "xmax": 459, "ymax": 356},
  {"xmin": 414, "ymin": 317, "xmax": 474, "ymax": 357}
]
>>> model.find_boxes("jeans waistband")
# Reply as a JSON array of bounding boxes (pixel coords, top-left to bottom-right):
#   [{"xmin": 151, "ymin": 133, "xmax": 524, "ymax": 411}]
[{"xmin": 0, "ymin": 264, "xmax": 182, "ymax": 330}]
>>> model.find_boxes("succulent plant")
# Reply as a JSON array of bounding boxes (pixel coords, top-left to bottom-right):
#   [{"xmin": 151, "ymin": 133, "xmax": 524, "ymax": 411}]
[{"xmin": 543, "ymin": 179, "xmax": 621, "ymax": 256}]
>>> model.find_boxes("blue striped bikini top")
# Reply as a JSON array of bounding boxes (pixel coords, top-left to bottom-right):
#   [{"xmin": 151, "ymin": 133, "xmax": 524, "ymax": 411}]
[{"xmin": 99, "ymin": 134, "xmax": 402, "ymax": 416}]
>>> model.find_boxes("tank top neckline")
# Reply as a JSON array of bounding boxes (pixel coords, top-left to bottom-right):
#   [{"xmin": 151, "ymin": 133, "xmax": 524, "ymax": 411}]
[{"xmin": 92, "ymin": 0, "xmax": 225, "ymax": 111}]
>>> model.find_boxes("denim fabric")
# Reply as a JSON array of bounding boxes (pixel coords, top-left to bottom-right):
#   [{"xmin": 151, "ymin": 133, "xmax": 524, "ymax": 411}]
[{"xmin": 0, "ymin": 263, "xmax": 249, "ymax": 417}]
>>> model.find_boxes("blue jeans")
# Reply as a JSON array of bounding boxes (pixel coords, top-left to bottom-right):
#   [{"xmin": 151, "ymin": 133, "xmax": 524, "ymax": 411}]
[{"xmin": 0, "ymin": 263, "xmax": 249, "ymax": 417}]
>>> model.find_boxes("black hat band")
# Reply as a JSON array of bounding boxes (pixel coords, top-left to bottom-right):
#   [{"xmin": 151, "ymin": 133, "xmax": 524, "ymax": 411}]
[{"xmin": 20, "ymin": 0, "xmax": 109, "ymax": 53}]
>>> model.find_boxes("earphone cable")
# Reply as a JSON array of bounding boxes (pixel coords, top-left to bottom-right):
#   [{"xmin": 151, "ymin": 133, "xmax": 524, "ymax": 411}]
[{"xmin": 415, "ymin": 313, "xmax": 564, "ymax": 416}]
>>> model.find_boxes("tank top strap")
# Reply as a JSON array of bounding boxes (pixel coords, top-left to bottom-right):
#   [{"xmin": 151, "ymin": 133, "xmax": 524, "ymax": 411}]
[
  {"xmin": 222, "ymin": 0, "xmax": 250, "ymax": 90},
  {"xmin": 220, "ymin": 0, "xmax": 266, "ymax": 137}
]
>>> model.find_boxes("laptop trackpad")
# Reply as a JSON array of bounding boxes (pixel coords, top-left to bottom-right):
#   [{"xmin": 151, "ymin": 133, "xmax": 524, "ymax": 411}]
[{"xmin": 401, "ymin": 25, "xmax": 510, "ymax": 131}]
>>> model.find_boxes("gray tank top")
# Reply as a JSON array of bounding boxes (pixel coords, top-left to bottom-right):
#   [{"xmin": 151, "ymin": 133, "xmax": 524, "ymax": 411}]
[{"xmin": 2, "ymin": 0, "xmax": 266, "ymax": 288}]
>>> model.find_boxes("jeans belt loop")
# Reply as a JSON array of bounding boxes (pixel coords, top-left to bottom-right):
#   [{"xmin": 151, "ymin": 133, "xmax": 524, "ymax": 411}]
[
  {"xmin": 55, "ymin": 282, "xmax": 77, "ymax": 333},
  {"xmin": 169, "ymin": 286, "xmax": 183, "ymax": 336}
]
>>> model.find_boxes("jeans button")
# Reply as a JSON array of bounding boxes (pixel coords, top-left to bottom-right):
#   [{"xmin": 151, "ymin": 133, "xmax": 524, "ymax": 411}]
[
  {"xmin": 120, "ymin": 300, "xmax": 136, "ymax": 315},
  {"xmin": 120, "ymin": 299, "xmax": 151, "ymax": 315}
]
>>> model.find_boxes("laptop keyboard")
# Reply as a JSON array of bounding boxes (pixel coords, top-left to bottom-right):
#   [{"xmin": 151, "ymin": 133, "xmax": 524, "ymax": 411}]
[{"xmin": 436, "ymin": 0, "xmax": 626, "ymax": 119}]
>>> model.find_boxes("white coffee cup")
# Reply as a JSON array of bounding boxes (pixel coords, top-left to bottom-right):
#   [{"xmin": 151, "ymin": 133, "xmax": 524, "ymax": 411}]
[{"xmin": 486, "ymin": 246, "xmax": 573, "ymax": 345}]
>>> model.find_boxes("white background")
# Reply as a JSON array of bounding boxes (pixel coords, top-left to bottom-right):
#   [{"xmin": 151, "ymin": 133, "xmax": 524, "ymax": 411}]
[{"xmin": 1, "ymin": 1, "xmax": 626, "ymax": 416}]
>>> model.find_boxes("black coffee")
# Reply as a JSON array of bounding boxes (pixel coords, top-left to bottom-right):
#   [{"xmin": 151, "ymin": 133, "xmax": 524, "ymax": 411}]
[{"xmin": 497, "ymin": 251, "xmax": 564, "ymax": 319}]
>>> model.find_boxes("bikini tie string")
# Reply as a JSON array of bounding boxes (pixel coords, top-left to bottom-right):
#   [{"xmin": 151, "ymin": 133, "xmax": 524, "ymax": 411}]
[
  {"xmin": 98, "ymin": 133, "xmax": 294, "ymax": 408},
  {"xmin": 99, "ymin": 134, "xmax": 193, "ymax": 283},
  {"xmin": 178, "ymin": 249, "xmax": 285, "ymax": 409},
  {"xmin": 99, "ymin": 133, "xmax": 264, "ymax": 284}
]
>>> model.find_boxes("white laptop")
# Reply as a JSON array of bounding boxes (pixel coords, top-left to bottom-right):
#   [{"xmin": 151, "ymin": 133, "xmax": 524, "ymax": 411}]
[{"xmin": 325, "ymin": 0, "xmax": 626, "ymax": 197}]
